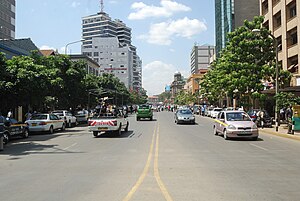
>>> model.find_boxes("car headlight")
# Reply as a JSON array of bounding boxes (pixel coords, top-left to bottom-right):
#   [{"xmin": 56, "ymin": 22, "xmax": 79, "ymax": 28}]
[
  {"xmin": 252, "ymin": 124, "xmax": 258, "ymax": 129},
  {"xmin": 190, "ymin": 116, "xmax": 195, "ymax": 119},
  {"xmin": 228, "ymin": 125, "xmax": 236, "ymax": 130}
]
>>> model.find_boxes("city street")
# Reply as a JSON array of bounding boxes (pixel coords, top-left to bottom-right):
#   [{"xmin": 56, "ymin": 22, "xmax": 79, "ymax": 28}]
[{"xmin": 1, "ymin": 111, "xmax": 300, "ymax": 201}]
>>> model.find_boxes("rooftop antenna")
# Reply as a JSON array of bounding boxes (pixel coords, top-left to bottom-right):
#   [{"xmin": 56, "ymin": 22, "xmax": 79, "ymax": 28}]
[{"xmin": 100, "ymin": 0, "xmax": 104, "ymax": 12}]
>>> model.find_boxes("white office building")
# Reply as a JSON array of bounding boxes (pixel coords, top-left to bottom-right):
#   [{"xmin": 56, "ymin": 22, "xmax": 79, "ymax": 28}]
[{"xmin": 81, "ymin": 11, "xmax": 142, "ymax": 90}]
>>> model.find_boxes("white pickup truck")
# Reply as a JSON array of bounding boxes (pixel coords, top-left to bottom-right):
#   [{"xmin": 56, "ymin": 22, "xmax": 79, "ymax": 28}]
[{"xmin": 88, "ymin": 109, "xmax": 129, "ymax": 137}]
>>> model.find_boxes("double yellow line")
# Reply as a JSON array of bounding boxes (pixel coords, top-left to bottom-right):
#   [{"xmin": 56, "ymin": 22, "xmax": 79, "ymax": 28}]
[{"xmin": 123, "ymin": 122, "xmax": 173, "ymax": 201}]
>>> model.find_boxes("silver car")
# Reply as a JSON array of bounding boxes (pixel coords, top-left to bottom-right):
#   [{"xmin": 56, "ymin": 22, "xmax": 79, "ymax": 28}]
[
  {"xmin": 213, "ymin": 111, "xmax": 259, "ymax": 140},
  {"xmin": 174, "ymin": 109, "xmax": 195, "ymax": 124}
]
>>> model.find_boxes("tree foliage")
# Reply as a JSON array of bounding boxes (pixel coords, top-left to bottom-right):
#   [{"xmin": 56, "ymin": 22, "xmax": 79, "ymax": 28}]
[
  {"xmin": 200, "ymin": 16, "xmax": 291, "ymax": 107},
  {"xmin": 0, "ymin": 52, "xmax": 145, "ymax": 113}
]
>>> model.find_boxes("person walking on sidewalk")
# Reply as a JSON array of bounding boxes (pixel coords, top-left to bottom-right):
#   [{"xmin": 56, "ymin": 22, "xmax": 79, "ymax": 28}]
[
  {"xmin": 286, "ymin": 106, "xmax": 293, "ymax": 134},
  {"xmin": 258, "ymin": 110, "xmax": 265, "ymax": 129}
]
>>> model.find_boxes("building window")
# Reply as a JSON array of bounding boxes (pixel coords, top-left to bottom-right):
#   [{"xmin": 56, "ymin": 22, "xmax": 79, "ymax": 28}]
[
  {"xmin": 273, "ymin": 11, "xmax": 281, "ymax": 30},
  {"xmin": 94, "ymin": 58, "xmax": 99, "ymax": 62},
  {"xmin": 262, "ymin": 1, "xmax": 268, "ymax": 15},
  {"xmin": 94, "ymin": 52, "xmax": 99, "ymax": 56},
  {"xmin": 263, "ymin": 20, "xmax": 269, "ymax": 30},
  {"xmin": 276, "ymin": 36, "xmax": 282, "ymax": 51},
  {"xmin": 287, "ymin": 1, "xmax": 297, "ymax": 21},
  {"xmin": 287, "ymin": 27, "xmax": 298, "ymax": 47},
  {"xmin": 287, "ymin": 55, "xmax": 298, "ymax": 73},
  {"xmin": 120, "ymin": 65, "xmax": 124, "ymax": 68},
  {"xmin": 272, "ymin": 0, "xmax": 280, "ymax": 7},
  {"xmin": 110, "ymin": 59, "xmax": 114, "ymax": 61}
]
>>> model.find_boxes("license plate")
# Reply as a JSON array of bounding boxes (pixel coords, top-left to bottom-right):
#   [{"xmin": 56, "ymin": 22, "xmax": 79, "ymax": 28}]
[
  {"xmin": 240, "ymin": 131, "xmax": 250, "ymax": 134},
  {"xmin": 98, "ymin": 127, "xmax": 108, "ymax": 130},
  {"xmin": 32, "ymin": 123, "xmax": 37, "ymax": 126}
]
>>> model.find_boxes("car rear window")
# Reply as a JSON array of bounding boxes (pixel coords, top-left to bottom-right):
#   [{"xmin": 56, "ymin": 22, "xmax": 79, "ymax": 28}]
[
  {"xmin": 179, "ymin": 110, "xmax": 192, "ymax": 114},
  {"xmin": 139, "ymin": 105, "xmax": 150, "ymax": 109},
  {"xmin": 31, "ymin": 114, "xmax": 48, "ymax": 120}
]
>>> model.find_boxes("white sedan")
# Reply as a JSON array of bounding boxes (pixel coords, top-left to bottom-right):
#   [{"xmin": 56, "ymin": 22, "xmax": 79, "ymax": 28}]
[{"xmin": 26, "ymin": 113, "xmax": 65, "ymax": 134}]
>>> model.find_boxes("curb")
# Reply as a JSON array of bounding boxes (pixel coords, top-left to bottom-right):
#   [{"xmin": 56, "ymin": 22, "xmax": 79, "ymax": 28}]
[{"xmin": 259, "ymin": 129, "xmax": 300, "ymax": 141}]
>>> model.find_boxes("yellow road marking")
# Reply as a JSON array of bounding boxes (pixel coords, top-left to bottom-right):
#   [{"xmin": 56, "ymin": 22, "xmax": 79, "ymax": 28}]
[
  {"xmin": 214, "ymin": 119, "xmax": 228, "ymax": 127},
  {"xmin": 154, "ymin": 124, "xmax": 173, "ymax": 201},
  {"xmin": 122, "ymin": 123, "xmax": 157, "ymax": 201}
]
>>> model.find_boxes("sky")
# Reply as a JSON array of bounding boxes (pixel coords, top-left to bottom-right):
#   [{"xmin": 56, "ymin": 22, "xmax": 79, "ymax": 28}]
[{"xmin": 16, "ymin": 0, "xmax": 215, "ymax": 96}]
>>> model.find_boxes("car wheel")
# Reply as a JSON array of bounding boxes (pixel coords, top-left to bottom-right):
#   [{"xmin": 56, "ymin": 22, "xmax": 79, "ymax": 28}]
[
  {"xmin": 136, "ymin": 117, "xmax": 139, "ymax": 121},
  {"xmin": 150, "ymin": 117, "xmax": 153, "ymax": 121},
  {"xmin": 125, "ymin": 122, "xmax": 129, "ymax": 132},
  {"xmin": 3, "ymin": 132, "xmax": 10, "ymax": 144},
  {"xmin": 213, "ymin": 126, "xmax": 218, "ymax": 136},
  {"xmin": 61, "ymin": 123, "xmax": 66, "ymax": 131},
  {"xmin": 68, "ymin": 121, "xmax": 72, "ymax": 128},
  {"xmin": 22, "ymin": 129, "xmax": 29, "ymax": 138},
  {"xmin": 49, "ymin": 126, "xmax": 54, "ymax": 134},
  {"xmin": 252, "ymin": 136, "xmax": 258, "ymax": 141},
  {"xmin": 93, "ymin": 131, "xmax": 98, "ymax": 137},
  {"xmin": 224, "ymin": 130, "xmax": 229, "ymax": 140}
]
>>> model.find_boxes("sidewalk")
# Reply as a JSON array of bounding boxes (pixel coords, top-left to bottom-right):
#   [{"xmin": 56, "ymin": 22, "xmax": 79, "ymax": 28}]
[{"xmin": 259, "ymin": 124, "xmax": 300, "ymax": 141}]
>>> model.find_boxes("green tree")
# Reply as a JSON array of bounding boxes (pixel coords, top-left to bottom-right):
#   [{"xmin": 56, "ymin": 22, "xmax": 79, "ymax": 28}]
[{"xmin": 200, "ymin": 16, "xmax": 291, "ymax": 107}]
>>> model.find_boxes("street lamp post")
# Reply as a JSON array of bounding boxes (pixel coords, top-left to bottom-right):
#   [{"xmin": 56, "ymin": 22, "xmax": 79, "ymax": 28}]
[
  {"xmin": 65, "ymin": 39, "xmax": 84, "ymax": 54},
  {"xmin": 252, "ymin": 29, "xmax": 280, "ymax": 132}
]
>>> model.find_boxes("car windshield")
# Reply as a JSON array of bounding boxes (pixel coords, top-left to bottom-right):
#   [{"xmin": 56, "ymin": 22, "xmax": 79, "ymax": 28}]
[
  {"xmin": 178, "ymin": 110, "xmax": 192, "ymax": 115},
  {"xmin": 30, "ymin": 114, "xmax": 48, "ymax": 120},
  {"xmin": 226, "ymin": 112, "xmax": 251, "ymax": 121}
]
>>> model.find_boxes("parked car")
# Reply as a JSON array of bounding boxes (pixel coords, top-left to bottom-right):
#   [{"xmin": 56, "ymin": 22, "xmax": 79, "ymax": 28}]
[
  {"xmin": 0, "ymin": 116, "xmax": 29, "ymax": 144},
  {"xmin": 136, "ymin": 104, "xmax": 153, "ymax": 121},
  {"xmin": 210, "ymin": 108, "xmax": 223, "ymax": 118},
  {"xmin": 205, "ymin": 107, "xmax": 214, "ymax": 117},
  {"xmin": 52, "ymin": 110, "xmax": 77, "ymax": 127},
  {"xmin": 247, "ymin": 109, "xmax": 273, "ymax": 128},
  {"xmin": 25, "ymin": 113, "xmax": 65, "ymax": 134},
  {"xmin": 75, "ymin": 110, "xmax": 89, "ymax": 124},
  {"xmin": 174, "ymin": 109, "xmax": 195, "ymax": 124},
  {"xmin": 213, "ymin": 110, "xmax": 259, "ymax": 140}
]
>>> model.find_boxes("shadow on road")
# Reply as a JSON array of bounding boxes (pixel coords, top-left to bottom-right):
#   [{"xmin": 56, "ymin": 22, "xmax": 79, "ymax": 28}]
[
  {"xmin": 1, "ymin": 132, "xmax": 84, "ymax": 157},
  {"xmin": 95, "ymin": 130, "xmax": 137, "ymax": 139},
  {"xmin": 215, "ymin": 135, "xmax": 264, "ymax": 141}
]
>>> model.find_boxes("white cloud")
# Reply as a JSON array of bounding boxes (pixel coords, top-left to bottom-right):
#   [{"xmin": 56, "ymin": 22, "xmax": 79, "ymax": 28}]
[
  {"xmin": 39, "ymin": 45, "xmax": 56, "ymax": 50},
  {"xmin": 128, "ymin": 0, "xmax": 191, "ymax": 20},
  {"xmin": 71, "ymin": 1, "xmax": 81, "ymax": 8},
  {"xmin": 139, "ymin": 17, "xmax": 207, "ymax": 45},
  {"xmin": 142, "ymin": 61, "xmax": 189, "ymax": 95}
]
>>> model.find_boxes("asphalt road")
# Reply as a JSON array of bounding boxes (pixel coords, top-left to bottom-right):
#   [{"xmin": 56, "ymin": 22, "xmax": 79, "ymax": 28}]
[{"xmin": 1, "ymin": 111, "xmax": 300, "ymax": 201}]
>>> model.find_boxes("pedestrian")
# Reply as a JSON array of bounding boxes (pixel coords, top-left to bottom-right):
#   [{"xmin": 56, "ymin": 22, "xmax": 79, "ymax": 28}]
[
  {"xmin": 7, "ymin": 109, "xmax": 12, "ymax": 120},
  {"xmin": 25, "ymin": 111, "xmax": 32, "ymax": 120},
  {"xmin": 258, "ymin": 110, "xmax": 265, "ymax": 129},
  {"xmin": 286, "ymin": 106, "xmax": 293, "ymax": 134}
]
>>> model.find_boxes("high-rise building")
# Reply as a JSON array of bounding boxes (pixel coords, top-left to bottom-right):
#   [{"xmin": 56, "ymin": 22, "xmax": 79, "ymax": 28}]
[
  {"xmin": 190, "ymin": 45, "xmax": 215, "ymax": 74},
  {"xmin": 260, "ymin": 0, "xmax": 299, "ymax": 86},
  {"xmin": 0, "ymin": 0, "xmax": 15, "ymax": 39},
  {"xmin": 81, "ymin": 11, "xmax": 142, "ymax": 90},
  {"xmin": 215, "ymin": 0, "xmax": 259, "ymax": 57}
]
